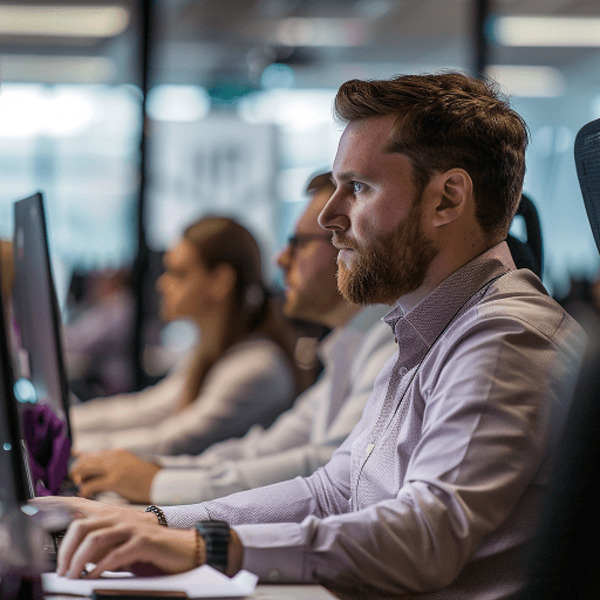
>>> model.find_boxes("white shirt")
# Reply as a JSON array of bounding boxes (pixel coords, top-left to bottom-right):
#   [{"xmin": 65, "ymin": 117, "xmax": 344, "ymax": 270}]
[
  {"xmin": 150, "ymin": 307, "xmax": 396, "ymax": 504},
  {"xmin": 71, "ymin": 337, "xmax": 295, "ymax": 456}
]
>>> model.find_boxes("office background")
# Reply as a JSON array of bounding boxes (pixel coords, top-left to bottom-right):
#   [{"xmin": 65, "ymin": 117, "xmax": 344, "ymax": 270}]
[{"xmin": 1, "ymin": 0, "xmax": 599, "ymax": 385}]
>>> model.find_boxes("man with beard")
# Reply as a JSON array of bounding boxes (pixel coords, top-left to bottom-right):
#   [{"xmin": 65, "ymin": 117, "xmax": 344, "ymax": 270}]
[
  {"xmin": 65, "ymin": 172, "xmax": 395, "ymax": 505},
  {"xmin": 49, "ymin": 73, "xmax": 584, "ymax": 599}
]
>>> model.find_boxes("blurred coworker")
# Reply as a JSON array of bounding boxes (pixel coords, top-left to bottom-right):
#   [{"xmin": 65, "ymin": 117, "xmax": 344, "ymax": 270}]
[
  {"xmin": 69, "ymin": 172, "xmax": 397, "ymax": 505},
  {"xmin": 63, "ymin": 268, "xmax": 135, "ymax": 397},
  {"xmin": 71, "ymin": 216, "xmax": 299, "ymax": 456}
]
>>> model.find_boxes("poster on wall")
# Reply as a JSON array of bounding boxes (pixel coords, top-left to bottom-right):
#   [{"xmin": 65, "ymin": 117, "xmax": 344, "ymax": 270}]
[{"xmin": 147, "ymin": 114, "xmax": 279, "ymax": 264}]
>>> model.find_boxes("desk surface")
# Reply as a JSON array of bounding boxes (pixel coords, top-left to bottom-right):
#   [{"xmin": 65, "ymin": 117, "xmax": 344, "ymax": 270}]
[
  {"xmin": 46, "ymin": 586, "xmax": 337, "ymax": 600},
  {"xmin": 254, "ymin": 584, "xmax": 337, "ymax": 599}
]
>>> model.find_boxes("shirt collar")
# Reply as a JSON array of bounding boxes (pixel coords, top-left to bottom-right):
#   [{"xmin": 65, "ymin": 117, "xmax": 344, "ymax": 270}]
[{"xmin": 383, "ymin": 242, "xmax": 516, "ymax": 366}]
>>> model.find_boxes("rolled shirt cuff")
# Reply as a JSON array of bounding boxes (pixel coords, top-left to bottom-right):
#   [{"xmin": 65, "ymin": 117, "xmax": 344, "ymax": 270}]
[{"xmin": 235, "ymin": 522, "xmax": 309, "ymax": 583}]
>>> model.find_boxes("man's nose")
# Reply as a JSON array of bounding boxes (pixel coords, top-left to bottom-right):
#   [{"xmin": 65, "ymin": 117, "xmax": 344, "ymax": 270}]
[
  {"xmin": 275, "ymin": 244, "xmax": 292, "ymax": 271},
  {"xmin": 318, "ymin": 189, "xmax": 349, "ymax": 232}
]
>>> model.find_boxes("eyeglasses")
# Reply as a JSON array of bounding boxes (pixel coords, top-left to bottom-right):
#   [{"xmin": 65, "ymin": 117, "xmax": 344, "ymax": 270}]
[{"xmin": 287, "ymin": 233, "xmax": 332, "ymax": 254}]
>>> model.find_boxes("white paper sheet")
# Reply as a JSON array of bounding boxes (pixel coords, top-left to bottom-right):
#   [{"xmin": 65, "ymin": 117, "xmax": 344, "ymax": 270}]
[{"xmin": 42, "ymin": 565, "xmax": 257, "ymax": 598}]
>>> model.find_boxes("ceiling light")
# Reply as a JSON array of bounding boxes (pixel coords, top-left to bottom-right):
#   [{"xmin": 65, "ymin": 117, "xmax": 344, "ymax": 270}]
[
  {"xmin": 492, "ymin": 16, "xmax": 600, "ymax": 47},
  {"xmin": 271, "ymin": 18, "xmax": 368, "ymax": 47},
  {"xmin": 0, "ymin": 5, "xmax": 129, "ymax": 38},
  {"xmin": 486, "ymin": 65, "xmax": 566, "ymax": 98},
  {"xmin": 0, "ymin": 55, "xmax": 116, "ymax": 84}
]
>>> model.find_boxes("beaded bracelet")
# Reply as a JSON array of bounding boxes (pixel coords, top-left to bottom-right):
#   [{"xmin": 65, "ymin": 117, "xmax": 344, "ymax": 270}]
[{"xmin": 145, "ymin": 505, "xmax": 168, "ymax": 527}]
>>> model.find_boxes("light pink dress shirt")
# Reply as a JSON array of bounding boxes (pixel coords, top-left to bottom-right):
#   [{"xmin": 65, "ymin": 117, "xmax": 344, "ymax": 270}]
[{"xmin": 162, "ymin": 243, "xmax": 585, "ymax": 599}]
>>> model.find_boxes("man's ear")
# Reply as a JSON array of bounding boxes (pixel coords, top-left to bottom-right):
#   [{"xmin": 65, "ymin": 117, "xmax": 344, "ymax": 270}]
[{"xmin": 429, "ymin": 168, "xmax": 473, "ymax": 227}]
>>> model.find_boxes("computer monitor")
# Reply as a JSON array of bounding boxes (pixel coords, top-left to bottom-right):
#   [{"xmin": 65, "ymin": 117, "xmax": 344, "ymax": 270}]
[
  {"xmin": 0, "ymin": 262, "xmax": 29, "ymax": 508},
  {"xmin": 12, "ymin": 193, "xmax": 72, "ymax": 441}
]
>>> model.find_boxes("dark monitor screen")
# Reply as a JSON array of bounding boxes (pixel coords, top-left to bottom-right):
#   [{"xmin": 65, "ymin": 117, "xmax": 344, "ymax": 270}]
[
  {"xmin": 12, "ymin": 193, "xmax": 72, "ymax": 441},
  {"xmin": 0, "ymin": 261, "xmax": 29, "ymax": 508}
]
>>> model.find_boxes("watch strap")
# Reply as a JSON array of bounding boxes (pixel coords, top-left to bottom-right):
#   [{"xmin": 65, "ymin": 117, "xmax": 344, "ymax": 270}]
[{"xmin": 195, "ymin": 520, "xmax": 230, "ymax": 574}]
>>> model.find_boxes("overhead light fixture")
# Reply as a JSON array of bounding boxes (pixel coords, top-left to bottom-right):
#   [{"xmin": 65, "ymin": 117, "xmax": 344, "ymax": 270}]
[
  {"xmin": 0, "ymin": 4, "xmax": 129, "ymax": 38},
  {"xmin": 0, "ymin": 55, "xmax": 116, "ymax": 84},
  {"xmin": 486, "ymin": 65, "xmax": 566, "ymax": 98},
  {"xmin": 271, "ymin": 17, "xmax": 368, "ymax": 47},
  {"xmin": 492, "ymin": 16, "xmax": 600, "ymax": 47}
]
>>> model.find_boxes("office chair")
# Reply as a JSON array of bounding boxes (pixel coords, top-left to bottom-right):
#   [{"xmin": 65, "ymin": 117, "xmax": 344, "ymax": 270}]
[
  {"xmin": 506, "ymin": 193, "xmax": 543, "ymax": 277},
  {"xmin": 577, "ymin": 118, "xmax": 600, "ymax": 255},
  {"xmin": 520, "ymin": 117, "xmax": 600, "ymax": 599}
]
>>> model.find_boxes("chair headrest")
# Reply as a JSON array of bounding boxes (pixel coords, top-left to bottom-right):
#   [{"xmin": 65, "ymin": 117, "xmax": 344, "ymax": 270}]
[
  {"xmin": 575, "ymin": 117, "xmax": 600, "ymax": 254},
  {"xmin": 507, "ymin": 193, "xmax": 543, "ymax": 277}
]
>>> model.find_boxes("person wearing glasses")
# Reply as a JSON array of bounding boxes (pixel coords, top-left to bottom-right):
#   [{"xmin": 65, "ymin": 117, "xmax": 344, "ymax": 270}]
[{"xmin": 66, "ymin": 172, "xmax": 396, "ymax": 505}]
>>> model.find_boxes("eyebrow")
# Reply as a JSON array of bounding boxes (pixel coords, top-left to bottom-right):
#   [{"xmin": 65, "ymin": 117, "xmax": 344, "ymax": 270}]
[{"xmin": 332, "ymin": 171, "xmax": 374, "ymax": 186}]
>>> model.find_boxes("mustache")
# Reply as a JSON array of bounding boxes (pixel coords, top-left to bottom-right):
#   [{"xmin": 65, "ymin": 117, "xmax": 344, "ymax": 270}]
[{"xmin": 332, "ymin": 233, "xmax": 359, "ymax": 250}]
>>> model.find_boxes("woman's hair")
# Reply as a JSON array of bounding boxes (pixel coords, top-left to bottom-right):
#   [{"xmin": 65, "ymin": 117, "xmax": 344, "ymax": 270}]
[
  {"xmin": 0, "ymin": 240, "xmax": 14, "ymax": 303},
  {"xmin": 179, "ymin": 216, "xmax": 300, "ymax": 408},
  {"xmin": 334, "ymin": 72, "xmax": 529, "ymax": 240}
]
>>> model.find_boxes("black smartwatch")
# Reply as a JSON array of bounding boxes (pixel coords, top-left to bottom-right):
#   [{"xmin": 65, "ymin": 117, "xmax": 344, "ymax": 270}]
[{"xmin": 195, "ymin": 520, "xmax": 230, "ymax": 574}]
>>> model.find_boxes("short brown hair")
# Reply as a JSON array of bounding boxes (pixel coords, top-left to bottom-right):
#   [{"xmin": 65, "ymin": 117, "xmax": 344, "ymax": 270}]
[
  {"xmin": 305, "ymin": 170, "xmax": 335, "ymax": 196},
  {"xmin": 334, "ymin": 72, "xmax": 529, "ymax": 239}
]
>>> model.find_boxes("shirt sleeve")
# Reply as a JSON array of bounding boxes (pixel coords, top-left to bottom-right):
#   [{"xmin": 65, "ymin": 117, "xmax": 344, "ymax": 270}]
[
  {"xmin": 150, "ymin": 393, "xmax": 318, "ymax": 503},
  {"xmin": 160, "ymin": 418, "xmax": 359, "ymax": 527}
]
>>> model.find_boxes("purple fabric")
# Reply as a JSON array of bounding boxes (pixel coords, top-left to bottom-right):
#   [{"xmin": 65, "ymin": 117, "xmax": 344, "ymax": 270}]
[{"xmin": 22, "ymin": 403, "xmax": 71, "ymax": 496}]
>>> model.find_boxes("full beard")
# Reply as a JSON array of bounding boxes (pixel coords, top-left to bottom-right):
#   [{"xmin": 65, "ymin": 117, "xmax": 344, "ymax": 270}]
[{"xmin": 336, "ymin": 203, "xmax": 438, "ymax": 306}]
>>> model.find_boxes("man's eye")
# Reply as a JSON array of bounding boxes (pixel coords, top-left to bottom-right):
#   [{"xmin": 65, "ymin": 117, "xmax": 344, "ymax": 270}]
[{"xmin": 352, "ymin": 181, "xmax": 364, "ymax": 193}]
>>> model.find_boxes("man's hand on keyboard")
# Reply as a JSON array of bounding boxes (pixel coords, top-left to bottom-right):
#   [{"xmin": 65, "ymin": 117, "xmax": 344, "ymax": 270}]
[{"xmin": 56, "ymin": 515, "xmax": 197, "ymax": 579}]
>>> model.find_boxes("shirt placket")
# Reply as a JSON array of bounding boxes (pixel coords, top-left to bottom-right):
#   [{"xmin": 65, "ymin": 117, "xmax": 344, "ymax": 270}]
[{"xmin": 351, "ymin": 356, "xmax": 413, "ymax": 508}]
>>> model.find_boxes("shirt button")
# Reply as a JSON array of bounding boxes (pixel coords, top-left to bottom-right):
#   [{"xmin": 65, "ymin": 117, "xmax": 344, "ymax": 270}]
[
  {"xmin": 267, "ymin": 570, "xmax": 280, "ymax": 582},
  {"xmin": 399, "ymin": 367, "xmax": 408, "ymax": 376}
]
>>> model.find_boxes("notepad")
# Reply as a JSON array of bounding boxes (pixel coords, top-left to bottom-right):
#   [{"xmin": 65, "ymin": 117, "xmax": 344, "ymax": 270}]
[{"xmin": 41, "ymin": 565, "xmax": 257, "ymax": 598}]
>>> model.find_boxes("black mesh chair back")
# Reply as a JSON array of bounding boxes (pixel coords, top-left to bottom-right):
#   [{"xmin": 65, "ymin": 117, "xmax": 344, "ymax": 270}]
[
  {"xmin": 506, "ymin": 193, "xmax": 543, "ymax": 277},
  {"xmin": 520, "ymin": 117, "xmax": 600, "ymax": 599},
  {"xmin": 575, "ymin": 117, "xmax": 600, "ymax": 251}
]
